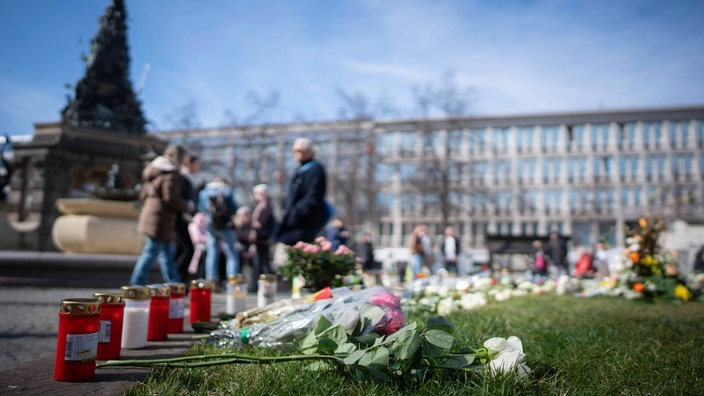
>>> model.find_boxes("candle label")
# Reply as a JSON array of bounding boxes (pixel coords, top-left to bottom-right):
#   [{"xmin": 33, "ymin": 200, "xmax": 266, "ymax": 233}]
[
  {"xmin": 98, "ymin": 320, "xmax": 111, "ymax": 343},
  {"xmin": 64, "ymin": 332, "xmax": 99, "ymax": 362},
  {"xmin": 169, "ymin": 297, "xmax": 185, "ymax": 319}
]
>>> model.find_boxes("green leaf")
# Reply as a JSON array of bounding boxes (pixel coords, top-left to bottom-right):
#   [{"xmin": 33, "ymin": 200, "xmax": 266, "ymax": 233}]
[
  {"xmin": 359, "ymin": 346, "xmax": 390, "ymax": 367},
  {"xmin": 335, "ymin": 342, "xmax": 357, "ymax": 355},
  {"xmin": 385, "ymin": 322, "xmax": 417, "ymax": 343},
  {"xmin": 315, "ymin": 315, "xmax": 333, "ymax": 335},
  {"xmin": 316, "ymin": 338, "xmax": 339, "ymax": 355},
  {"xmin": 440, "ymin": 354, "xmax": 476, "ymax": 368},
  {"xmin": 423, "ymin": 329, "xmax": 455, "ymax": 350},
  {"xmin": 360, "ymin": 304, "xmax": 386, "ymax": 326},
  {"xmin": 388, "ymin": 327, "xmax": 422, "ymax": 361},
  {"xmin": 296, "ymin": 330, "xmax": 319, "ymax": 355},
  {"xmin": 427, "ymin": 316, "xmax": 454, "ymax": 334},
  {"xmin": 343, "ymin": 349, "xmax": 366, "ymax": 365},
  {"xmin": 319, "ymin": 324, "xmax": 348, "ymax": 346}
]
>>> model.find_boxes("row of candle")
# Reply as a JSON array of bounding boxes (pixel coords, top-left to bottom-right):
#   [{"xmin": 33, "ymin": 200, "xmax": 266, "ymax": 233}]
[{"xmin": 54, "ymin": 279, "xmax": 214, "ymax": 382}]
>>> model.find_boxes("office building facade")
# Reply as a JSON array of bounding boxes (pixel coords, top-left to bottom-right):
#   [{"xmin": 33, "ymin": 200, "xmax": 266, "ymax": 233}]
[{"xmin": 162, "ymin": 105, "xmax": 704, "ymax": 251}]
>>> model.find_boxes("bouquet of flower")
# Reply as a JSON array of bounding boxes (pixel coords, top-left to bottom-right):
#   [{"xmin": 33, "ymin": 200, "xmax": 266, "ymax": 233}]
[
  {"xmin": 209, "ymin": 286, "xmax": 406, "ymax": 349},
  {"xmin": 620, "ymin": 217, "xmax": 694, "ymax": 301},
  {"xmin": 279, "ymin": 237, "xmax": 357, "ymax": 291}
]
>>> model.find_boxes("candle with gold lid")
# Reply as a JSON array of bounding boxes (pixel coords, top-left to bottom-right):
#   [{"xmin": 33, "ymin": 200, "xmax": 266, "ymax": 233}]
[
  {"xmin": 120, "ymin": 286, "xmax": 150, "ymax": 349},
  {"xmin": 166, "ymin": 282, "xmax": 186, "ymax": 333},
  {"xmin": 92, "ymin": 292, "xmax": 124, "ymax": 360},
  {"xmin": 54, "ymin": 298, "xmax": 101, "ymax": 382},
  {"xmin": 147, "ymin": 284, "xmax": 170, "ymax": 341},
  {"xmin": 189, "ymin": 279, "xmax": 213, "ymax": 327}
]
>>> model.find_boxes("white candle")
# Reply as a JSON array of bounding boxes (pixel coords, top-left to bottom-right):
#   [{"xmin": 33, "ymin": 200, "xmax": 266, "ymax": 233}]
[{"xmin": 121, "ymin": 305, "xmax": 149, "ymax": 349}]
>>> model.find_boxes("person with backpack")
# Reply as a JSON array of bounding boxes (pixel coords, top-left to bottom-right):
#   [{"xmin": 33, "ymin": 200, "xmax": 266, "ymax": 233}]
[
  {"xmin": 198, "ymin": 177, "xmax": 240, "ymax": 289},
  {"xmin": 532, "ymin": 240, "xmax": 548, "ymax": 282}
]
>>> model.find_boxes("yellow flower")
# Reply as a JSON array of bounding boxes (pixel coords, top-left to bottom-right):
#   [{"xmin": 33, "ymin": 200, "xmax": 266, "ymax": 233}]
[
  {"xmin": 639, "ymin": 218, "xmax": 648, "ymax": 228},
  {"xmin": 674, "ymin": 285, "xmax": 692, "ymax": 302}
]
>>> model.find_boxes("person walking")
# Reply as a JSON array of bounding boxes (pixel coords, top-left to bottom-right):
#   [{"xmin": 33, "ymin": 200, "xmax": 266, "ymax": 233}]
[
  {"xmin": 544, "ymin": 231, "xmax": 568, "ymax": 278},
  {"xmin": 249, "ymin": 184, "xmax": 275, "ymax": 292},
  {"xmin": 441, "ymin": 226, "xmax": 460, "ymax": 275},
  {"xmin": 327, "ymin": 218, "xmax": 349, "ymax": 251},
  {"xmin": 129, "ymin": 144, "xmax": 192, "ymax": 285},
  {"xmin": 198, "ymin": 177, "xmax": 240, "ymax": 288},
  {"xmin": 408, "ymin": 224, "xmax": 429, "ymax": 279},
  {"xmin": 234, "ymin": 206, "xmax": 254, "ymax": 285},
  {"xmin": 274, "ymin": 138, "xmax": 331, "ymax": 266},
  {"xmin": 175, "ymin": 154, "xmax": 201, "ymax": 282}
]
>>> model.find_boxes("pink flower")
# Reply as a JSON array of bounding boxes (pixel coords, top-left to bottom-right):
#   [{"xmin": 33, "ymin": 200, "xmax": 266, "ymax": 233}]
[
  {"xmin": 369, "ymin": 291, "xmax": 400, "ymax": 308},
  {"xmin": 377, "ymin": 309, "xmax": 405, "ymax": 336},
  {"xmin": 303, "ymin": 244, "xmax": 320, "ymax": 254},
  {"xmin": 320, "ymin": 240, "xmax": 332, "ymax": 251},
  {"xmin": 334, "ymin": 245, "xmax": 353, "ymax": 255},
  {"xmin": 293, "ymin": 241, "xmax": 307, "ymax": 249},
  {"xmin": 314, "ymin": 236, "xmax": 328, "ymax": 244}
]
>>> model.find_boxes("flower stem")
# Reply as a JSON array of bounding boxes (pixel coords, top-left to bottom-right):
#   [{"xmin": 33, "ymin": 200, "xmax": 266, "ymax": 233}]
[{"xmin": 97, "ymin": 353, "xmax": 344, "ymax": 369}]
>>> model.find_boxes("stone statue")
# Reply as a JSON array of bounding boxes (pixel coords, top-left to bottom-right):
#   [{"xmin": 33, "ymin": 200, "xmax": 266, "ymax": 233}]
[{"xmin": 61, "ymin": 0, "xmax": 147, "ymax": 135}]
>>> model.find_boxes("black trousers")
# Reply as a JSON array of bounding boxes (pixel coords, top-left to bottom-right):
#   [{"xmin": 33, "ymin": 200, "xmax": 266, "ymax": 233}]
[
  {"xmin": 249, "ymin": 243, "xmax": 272, "ymax": 292},
  {"xmin": 175, "ymin": 218, "xmax": 195, "ymax": 282}
]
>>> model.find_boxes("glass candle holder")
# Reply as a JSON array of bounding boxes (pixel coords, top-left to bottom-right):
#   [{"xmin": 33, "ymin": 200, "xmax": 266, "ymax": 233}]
[
  {"xmin": 54, "ymin": 298, "xmax": 101, "ymax": 382},
  {"xmin": 165, "ymin": 282, "xmax": 186, "ymax": 333},
  {"xmin": 120, "ymin": 286, "xmax": 150, "ymax": 349},
  {"xmin": 257, "ymin": 274, "xmax": 277, "ymax": 308},
  {"xmin": 189, "ymin": 279, "xmax": 213, "ymax": 326},
  {"xmin": 226, "ymin": 274, "xmax": 247, "ymax": 315},
  {"xmin": 147, "ymin": 284, "xmax": 170, "ymax": 341},
  {"xmin": 92, "ymin": 292, "xmax": 125, "ymax": 360}
]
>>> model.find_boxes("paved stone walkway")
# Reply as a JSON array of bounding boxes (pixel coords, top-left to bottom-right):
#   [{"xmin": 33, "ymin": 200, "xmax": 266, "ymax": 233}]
[{"xmin": 0, "ymin": 285, "xmax": 263, "ymax": 394}]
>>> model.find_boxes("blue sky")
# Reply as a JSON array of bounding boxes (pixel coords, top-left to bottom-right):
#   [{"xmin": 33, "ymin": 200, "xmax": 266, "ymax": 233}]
[{"xmin": 1, "ymin": 0, "xmax": 703, "ymax": 135}]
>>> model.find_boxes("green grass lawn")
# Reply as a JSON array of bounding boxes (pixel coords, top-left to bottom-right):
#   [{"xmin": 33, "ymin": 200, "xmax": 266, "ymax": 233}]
[{"xmin": 123, "ymin": 295, "xmax": 704, "ymax": 395}]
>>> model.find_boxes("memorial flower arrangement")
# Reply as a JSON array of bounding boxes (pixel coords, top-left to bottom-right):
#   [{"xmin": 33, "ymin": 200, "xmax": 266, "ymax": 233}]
[
  {"xmin": 620, "ymin": 217, "xmax": 695, "ymax": 301},
  {"xmin": 279, "ymin": 237, "xmax": 357, "ymax": 291},
  {"xmin": 99, "ymin": 287, "xmax": 530, "ymax": 384}
]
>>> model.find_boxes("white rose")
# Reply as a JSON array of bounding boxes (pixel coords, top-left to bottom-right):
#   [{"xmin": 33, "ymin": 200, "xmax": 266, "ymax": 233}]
[{"xmin": 484, "ymin": 336, "xmax": 530, "ymax": 376}]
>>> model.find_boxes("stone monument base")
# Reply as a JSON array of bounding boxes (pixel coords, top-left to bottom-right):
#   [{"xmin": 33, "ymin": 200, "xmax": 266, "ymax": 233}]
[{"xmin": 51, "ymin": 198, "xmax": 144, "ymax": 255}]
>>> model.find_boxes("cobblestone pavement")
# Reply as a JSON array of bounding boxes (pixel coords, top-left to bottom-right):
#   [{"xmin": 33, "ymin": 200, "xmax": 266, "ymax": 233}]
[{"xmin": 0, "ymin": 286, "xmax": 238, "ymax": 373}]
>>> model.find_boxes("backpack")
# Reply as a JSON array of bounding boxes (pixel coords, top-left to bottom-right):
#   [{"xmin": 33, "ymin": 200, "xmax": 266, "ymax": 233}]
[
  {"xmin": 535, "ymin": 251, "xmax": 546, "ymax": 271},
  {"xmin": 207, "ymin": 192, "xmax": 233, "ymax": 229}
]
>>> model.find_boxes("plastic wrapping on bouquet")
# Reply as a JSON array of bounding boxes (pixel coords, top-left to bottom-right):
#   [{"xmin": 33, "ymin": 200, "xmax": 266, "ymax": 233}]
[
  {"xmin": 147, "ymin": 284, "xmax": 170, "ymax": 341},
  {"xmin": 166, "ymin": 282, "xmax": 186, "ymax": 333},
  {"xmin": 120, "ymin": 286, "xmax": 150, "ymax": 349},
  {"xmin": 190, "ymin": 279, "xmax": 213, "ymax": 326},
  {"xmin": 92, "ymin": 292, "xmax": 125, "ymax": 360},
  {"xmin": 226, "ymin": 274, "xmax": 247, "ymax": 315},
  {"xmin": 54, "ymin": 298, "xmax": 101, "ymax": 382}
]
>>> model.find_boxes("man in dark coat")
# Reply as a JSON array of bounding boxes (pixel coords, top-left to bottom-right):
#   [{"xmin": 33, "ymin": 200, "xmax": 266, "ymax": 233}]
[{"xmin": 275, "ymin": 137, "xmax": 329, "ymax": 246}]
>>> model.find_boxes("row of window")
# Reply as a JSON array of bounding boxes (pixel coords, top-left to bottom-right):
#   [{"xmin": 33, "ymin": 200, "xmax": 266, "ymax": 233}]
[
  {"xmin": 377, "ymin": 183, "xmax": 701, "ymax": 216},
  {"xmin": 375, "ymin": 153, "xmax": 703, "ymax": 185},
  {"xmin": 376, "ymin": 120, "xmax": 704, "ymax": 156}
]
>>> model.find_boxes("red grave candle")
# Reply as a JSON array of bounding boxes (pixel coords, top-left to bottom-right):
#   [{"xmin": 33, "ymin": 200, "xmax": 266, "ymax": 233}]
[
  {"xmin": 190, "ymin": 279, "xmax": 213, "ymax": 326},
  {"xmin": 92, "ymin": 292, "xmax": 124, "ymax": 360},
  {"xmin": 166, "ymin": 282, "xmax": 186, "ymax": 333},
  {"xmin": 54, "ymin": 298, "xmax": 101, "ymax": 382},
  {"xmin": 147, "ymin": 284, "xmax": 170, "ymax": 341}
]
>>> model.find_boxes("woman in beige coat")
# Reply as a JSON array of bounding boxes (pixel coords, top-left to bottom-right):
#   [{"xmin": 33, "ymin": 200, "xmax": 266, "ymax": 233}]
[{"xmin": 129, "ymin": 144, "xmax": 192, "ymax": 285}]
